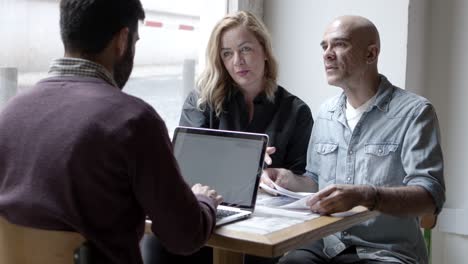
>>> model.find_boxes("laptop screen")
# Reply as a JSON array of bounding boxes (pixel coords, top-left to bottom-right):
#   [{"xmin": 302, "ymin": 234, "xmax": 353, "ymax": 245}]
[{"xmin": 172, "ymin": 127, "xmax": 268, "ymax": 209}]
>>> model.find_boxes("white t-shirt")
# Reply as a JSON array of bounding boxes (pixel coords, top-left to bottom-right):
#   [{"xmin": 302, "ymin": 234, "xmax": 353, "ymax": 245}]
[{"xmin": 345, "ymin": 96, "xmax": 374, "ymax": 131}]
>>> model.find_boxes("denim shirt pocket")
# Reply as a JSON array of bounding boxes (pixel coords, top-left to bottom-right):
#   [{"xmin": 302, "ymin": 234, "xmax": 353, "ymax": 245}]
[
  {"xmin": 364, "ymin": 143, "xmax": 400, "ymax": 185},
  {"xmin": 314, "ymin": 143, "xmax": 338, "ymax": 184}
]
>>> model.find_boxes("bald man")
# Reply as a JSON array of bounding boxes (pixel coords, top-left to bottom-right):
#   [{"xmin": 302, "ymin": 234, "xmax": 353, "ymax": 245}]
[{"xmin": 274, "ymin": 16, "xmax": 445, "ymax": 264}]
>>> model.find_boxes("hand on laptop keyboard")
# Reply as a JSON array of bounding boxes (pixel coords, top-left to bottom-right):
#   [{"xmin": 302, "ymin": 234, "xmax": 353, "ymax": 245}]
[{"xmin": 191, "ymin": 183, "xmax": 223, "ymax": 207}]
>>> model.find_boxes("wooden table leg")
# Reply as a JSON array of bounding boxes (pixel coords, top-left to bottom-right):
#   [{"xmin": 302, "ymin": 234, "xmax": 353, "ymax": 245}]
[{"xmin": 213, "ymin": 247, "xmax": 244, "ymax": 264}]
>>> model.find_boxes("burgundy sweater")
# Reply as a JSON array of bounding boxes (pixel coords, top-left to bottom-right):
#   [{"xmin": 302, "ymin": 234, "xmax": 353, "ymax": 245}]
[{"xmin": 0, "ymin": 76, "xmax": 216, "ymax": 264}]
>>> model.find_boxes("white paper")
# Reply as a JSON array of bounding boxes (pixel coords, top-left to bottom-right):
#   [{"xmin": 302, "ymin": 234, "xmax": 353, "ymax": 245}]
[
  {"xmin": 223, "ymin": 204, "xmax": 320, "ymax": 235},
  {"xmin": 256, "ymin": 192, "xmax": 297, "ymax": 207},
  {"xmin": 256, "ymin": 205, "xmax": 315, "ymax": 218},
  {"xmin": 223, "ymin": 215, "xmax": 305, "ymax": 235},
  {"xmin": 271, "ymin": 181, "xmax": 312, "ymax": 199},
  {"xmin": 258, "ymin": 182, "xmax": 280, "ymax": 196},
  {"xmin": 259, "ymin": 182, "xmax": 314, "ymax": 199},
  {"xmin": 279, "ymin": 195, "xmax": 312, "ymax": 210}
]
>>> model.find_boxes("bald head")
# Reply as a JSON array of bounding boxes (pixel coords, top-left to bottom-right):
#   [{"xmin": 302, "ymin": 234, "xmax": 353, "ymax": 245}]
[
  {"xmin": 321, "ymin": 15, "xmax": 381, "ymax": 89},
  {"xmin": 327, "ymin": 15, "xmax": 380, "ymax": 54}
]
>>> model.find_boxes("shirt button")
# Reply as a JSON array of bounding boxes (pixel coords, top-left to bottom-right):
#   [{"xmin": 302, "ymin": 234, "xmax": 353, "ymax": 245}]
[
  {"xmin": 378, "ymin": 148, "xmax": 383, "ymax": 153},
  {"xmin": 349, "ymin": 150, "xmax": 353, "ymax": 154},
  {"xmin": 347, "ymin": 177, "xmax": 351, "ymax": 181}
]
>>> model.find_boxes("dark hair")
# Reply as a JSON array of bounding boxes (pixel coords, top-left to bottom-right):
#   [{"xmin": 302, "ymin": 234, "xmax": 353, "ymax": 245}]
[{"xmin": 60, "ymin": 0, "xmax": 145, "ymax": 55}]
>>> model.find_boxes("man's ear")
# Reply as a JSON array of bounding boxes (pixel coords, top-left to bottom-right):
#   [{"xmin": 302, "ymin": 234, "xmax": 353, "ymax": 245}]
[
  {"xmin": 366, "ymin": 44, "xmax": 379, "ymax": 64},
  {"xmin": 115, "ymin": 27, "xmax": 130, "ymax": 58}
]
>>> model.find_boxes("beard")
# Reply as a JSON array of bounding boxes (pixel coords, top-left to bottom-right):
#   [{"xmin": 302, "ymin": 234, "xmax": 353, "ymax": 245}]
[{"xmin": 113, "ymin": 42, "xmax": 134, "ymax": 89}]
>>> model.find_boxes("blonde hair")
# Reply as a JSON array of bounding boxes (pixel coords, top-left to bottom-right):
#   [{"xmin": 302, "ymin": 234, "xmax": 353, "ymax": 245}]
[{"xmin": 196, "ymin": 11, "xmax": 278, "ymax": 117}]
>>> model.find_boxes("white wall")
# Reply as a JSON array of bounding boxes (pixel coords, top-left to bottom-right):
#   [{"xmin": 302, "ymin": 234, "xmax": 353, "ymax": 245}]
[
  {"xmin": 423, "ymin": 0, "xmax": 468, "ymax": 263},
  {"xmin": 264, "ymin": 0, "xmax": 409, "ymax": 115},
  {"xmin": 406, "ymin": 0, "xmax": 428, "ymax": 96}
]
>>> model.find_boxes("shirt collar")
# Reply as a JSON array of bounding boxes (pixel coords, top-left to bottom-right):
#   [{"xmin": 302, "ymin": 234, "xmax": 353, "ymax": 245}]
[
  {"xmin": 228, "ymin": 86, "xmax": 271, "ymax": 105},
  {"xmin": 371, "ymin": 75, "xmax": 394, "ymax": 112},
  {"xmin": 48, "ymin": 57, "xmax": 118, "ymax": 87},
  {"xmin": 329, "ymin": 74, "xmax": 395, "ymax": 113}
]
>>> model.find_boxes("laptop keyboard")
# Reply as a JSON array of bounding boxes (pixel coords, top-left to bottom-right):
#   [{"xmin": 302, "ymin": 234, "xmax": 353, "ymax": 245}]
[{"xmin": 216, "ymin": 209, "xmax": 239, "ymax": 220}]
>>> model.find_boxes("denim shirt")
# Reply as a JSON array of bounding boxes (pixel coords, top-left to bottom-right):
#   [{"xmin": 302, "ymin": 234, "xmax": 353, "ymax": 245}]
[{"xmin": 305, "ymin": 75, "xmax": 445, "ymax": 264}]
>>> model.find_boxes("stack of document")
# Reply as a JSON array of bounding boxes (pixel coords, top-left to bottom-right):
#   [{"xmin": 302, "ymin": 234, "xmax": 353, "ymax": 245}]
[{"xmin": 259, "ymin": 182, "xmax": 315, "ymax": 210}]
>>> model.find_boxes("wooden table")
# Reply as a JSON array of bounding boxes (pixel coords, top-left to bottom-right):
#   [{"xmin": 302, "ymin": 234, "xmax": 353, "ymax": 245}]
[{"xmin": 146, "ymin": 206, "xmax": 378, "ymax": 264}]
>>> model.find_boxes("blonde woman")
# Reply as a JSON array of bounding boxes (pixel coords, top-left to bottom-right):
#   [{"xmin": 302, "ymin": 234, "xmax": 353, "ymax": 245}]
[
  {"xmin": 141, "ymin": 11, "xmax": 314, "ymax": 264},
  {"xmin": 181, "ymin": 11, "xmax": 313, "ymax": 184}
]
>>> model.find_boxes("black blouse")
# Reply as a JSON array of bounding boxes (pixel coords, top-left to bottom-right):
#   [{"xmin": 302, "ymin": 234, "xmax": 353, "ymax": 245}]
[{"xmin": 179, "ymin": 85, "xmax": 313, "ymax": 175}]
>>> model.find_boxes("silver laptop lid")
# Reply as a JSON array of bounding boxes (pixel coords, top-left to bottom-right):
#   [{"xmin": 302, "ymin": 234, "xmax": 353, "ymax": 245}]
[{"xmin": 172, "ymin": 126, "xmax": 268, "ymax": 210}]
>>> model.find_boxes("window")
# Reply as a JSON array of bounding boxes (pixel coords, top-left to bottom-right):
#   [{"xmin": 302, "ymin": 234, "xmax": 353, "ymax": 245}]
[
  {"xmin": 125, "ymin": 0, "xmax": 227, "ymax": 136},
  {"xmin": 0, "ymin": 0, "xmax": 227, "ymax": 137}
]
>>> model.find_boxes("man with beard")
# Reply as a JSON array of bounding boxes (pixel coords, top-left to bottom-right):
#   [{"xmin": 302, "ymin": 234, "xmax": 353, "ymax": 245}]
[{"xmin": 0, "ymin": 0, "xmax": 221, "ymax": 263}]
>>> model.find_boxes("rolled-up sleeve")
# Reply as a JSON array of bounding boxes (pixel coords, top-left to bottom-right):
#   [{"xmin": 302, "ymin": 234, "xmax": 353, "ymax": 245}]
[
  {"xmin": 304, "ymin": 116, "xmax": 320, "ymax": 184},
  {"xmin": 402, "ymin": 103, "xmax": 446, "ymax": 213}
]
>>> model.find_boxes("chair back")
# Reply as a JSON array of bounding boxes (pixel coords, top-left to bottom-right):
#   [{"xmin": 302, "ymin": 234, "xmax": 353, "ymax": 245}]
[
  {"xmin": 420, "ymin": 214, "xmax": 438, "ymax": 230},
  {"xmin": 0, "ymin": 216, "xmax": 85, "ymax": 264},
  {"xmin": 420, "ymin": 214, "xmax": 437, "ymax": 262}
]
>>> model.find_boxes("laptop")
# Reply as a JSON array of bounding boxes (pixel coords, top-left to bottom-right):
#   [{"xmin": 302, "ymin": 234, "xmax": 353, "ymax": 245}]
[{"xmin": 172, "ymin": 126, "xmax": 268, "ymax": 226}]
